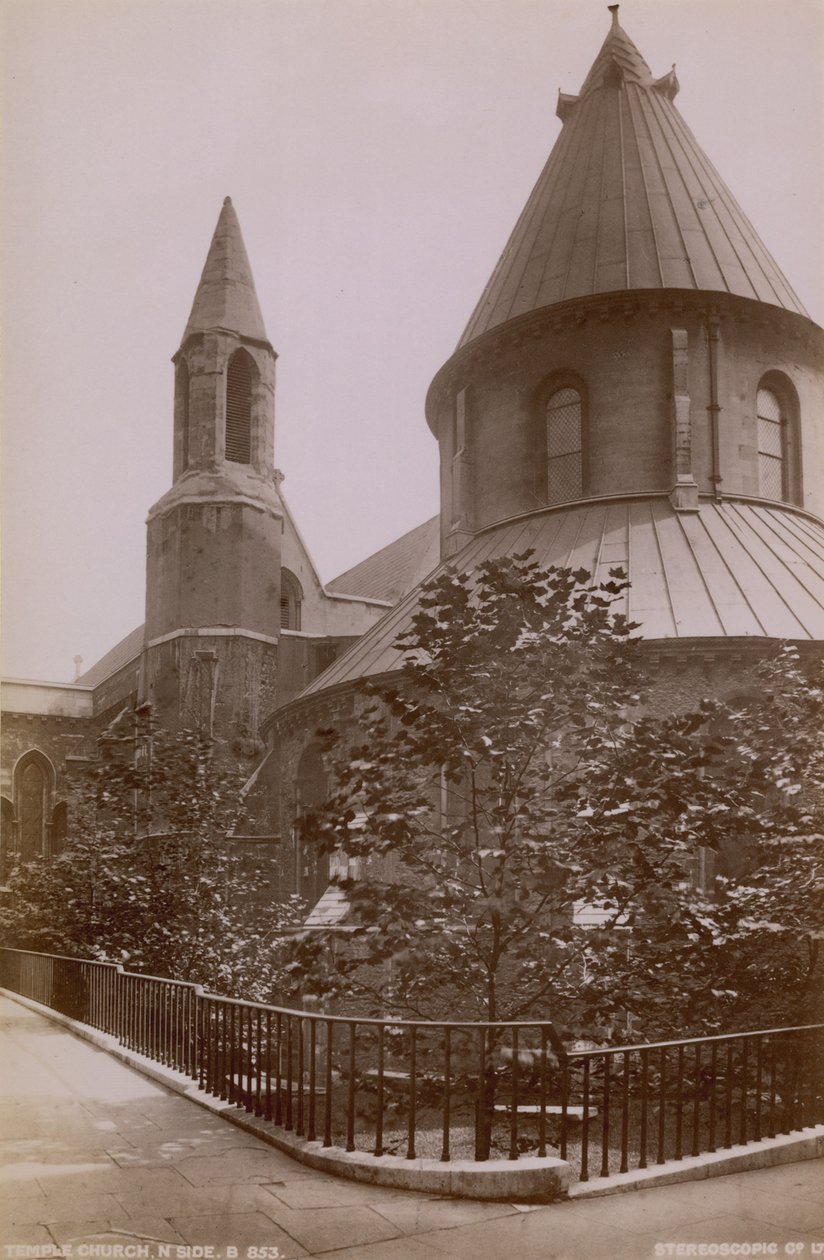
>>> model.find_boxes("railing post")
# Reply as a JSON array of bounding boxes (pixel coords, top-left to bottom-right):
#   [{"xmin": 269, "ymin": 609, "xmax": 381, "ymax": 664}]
[
  {"xmin": 275, "ymin": 1012, "xmax": 283, "ymax": 1127},
  {"xmin": 265, "ymin": 1010, "xmax": 273, "ymax": 1122},
  {"xmin": 307, "ymin": 1018, "xmax": 317, "ymax": 1141},
  {"xmin": 600, "ymin": 1053, "xmax": 611, "ymax": 1179},
  {"xmin": 323, "ymin": 1018, "xmax": 333, "ymax": 1147},
  {"xmin": 691, "ymin": 1043, "xmax": 701, "ymax": 1158},
  {"xmin": 580, "ymin": 1057, "xmax": 591, "ymax": 1182},
  {"xmin": 739, "ymin": 1037, "xmax": 749, "ymax": 1146},
  {"xmin": 560, "ymin": 1047, "xmax": 570, "ymax": 1162},
  {"xmin": 474, "ymin": 1027, "xmax": 487, "ymax": 1162},
  {"xmin": 620, "ymin": 1051, "xmax": 630, "ymax": 1174},
  {"xmin": 407, "ymin": 1025, "xmax": 417, "ymax": 1160},
  {"xmin": 285, "ymin": 1015, "xmax": 293, "ymax": 1130},
  {"xmin": 656, "ymin": 1048, "xmax": 667, "ymax": 1165},
  {"xmin": 709, "ymin": 1040, "xmax": 718, "ymax": 1151},
  {"xmin": 296, "ymin": 1017, "xmax": 305, "ymax": 1136},
  {"xmin": 639, "ymin": 1048, "xmax": 649, "ymax": 1170},
  {"xmin": 375, "ymin": 1023, "xmax": 385, "ymax": 1158},
  {"xmin": 255, "ymin": 1008, "xmax": 263, "ymax": 1118},
  {"xmin": 508, "ymin": 1027, "xmax": 519, "ymax": 1161},
  {"xmin": 440, "ymin": 1027, "xmax": 451, "ymax": 1163},
  {"xmin": 724, "ymin": 1041, "xmax": 733, "ymax": 1148},
  {"xmin": 347, "ymin": 1022, "xmax": 356, "ymax": 1153},
  {"xmin": 675, "ymin": 1044, "xmax": 684, "ymax": 1161}
]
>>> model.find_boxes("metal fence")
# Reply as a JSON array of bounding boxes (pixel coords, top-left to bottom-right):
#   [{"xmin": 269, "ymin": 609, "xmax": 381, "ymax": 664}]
[{"xmin": 1, "ymin": 947, "xmax": 821, "ymax": 1181}]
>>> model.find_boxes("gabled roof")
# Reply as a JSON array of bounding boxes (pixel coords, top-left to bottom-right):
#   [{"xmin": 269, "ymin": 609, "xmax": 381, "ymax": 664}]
[
  {"xmin": 181, "ymin": 198, "xmax": 269, "ymax": 346},
  {"xmin": 75, "ymin": 624, "xmax": 144, "ymax": 687},
  {"xmin": 458, "ymin": 11, "xmax": 806, "ymax": 349},
  {"xmin": 326, "ymin": 516, "xmax": 440, "ymax": 603},
  {"xmin": 298, "ymin": 498, "xmax": 824, "ymax": 698}
]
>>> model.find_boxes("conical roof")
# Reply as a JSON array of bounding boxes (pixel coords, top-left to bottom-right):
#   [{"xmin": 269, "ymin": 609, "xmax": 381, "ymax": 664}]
[
  {"xmin": 181, "ymin": 198, "xmax": 268, "ymax": 345},
  {"xmin": 459, "ymin": 8, "xmax": 806, "ymax": 349}
]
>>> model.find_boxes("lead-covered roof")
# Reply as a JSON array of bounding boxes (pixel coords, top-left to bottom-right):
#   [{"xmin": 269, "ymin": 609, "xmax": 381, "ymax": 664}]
[{"xmin": 458, "ymin": 13, "xmax": 806, "ymax": 349}]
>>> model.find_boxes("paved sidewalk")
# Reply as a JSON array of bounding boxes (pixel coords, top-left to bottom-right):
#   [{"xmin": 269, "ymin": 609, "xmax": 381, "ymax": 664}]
[{"xmin": 2, "ymin": 994, "xmax": 823, "ymax": 1260}]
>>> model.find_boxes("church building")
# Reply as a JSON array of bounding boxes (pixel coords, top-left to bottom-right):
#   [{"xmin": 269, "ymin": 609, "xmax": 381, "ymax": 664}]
[{"xmin": 3, "ymin": 9, "xmax": 823, "ymax": 912}]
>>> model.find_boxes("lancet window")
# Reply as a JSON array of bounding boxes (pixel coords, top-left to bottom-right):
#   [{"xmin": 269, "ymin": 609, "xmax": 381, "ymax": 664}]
[{"xmin": 546, "ymin": 386, "xmax": 583, "ymax": 503}]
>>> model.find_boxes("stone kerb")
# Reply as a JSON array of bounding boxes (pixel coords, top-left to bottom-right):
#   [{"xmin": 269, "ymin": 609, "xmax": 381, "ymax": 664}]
[
  {"xmin": 0, "ymin": 987, "xmax": 571, "ymax": 1204},
  {"xmin": 5, "ymin": 987, "xmax": 823, "ymax": 1205}
]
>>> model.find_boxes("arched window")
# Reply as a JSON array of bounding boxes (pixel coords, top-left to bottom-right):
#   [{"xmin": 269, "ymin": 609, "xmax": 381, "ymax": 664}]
[
  {"xmin": 546, "ymin": 386, "xmax": 583, "ymax": 503},
  {"xmin": 225, "ymin": 350, "xmax": 253, "ymax": 464},
  {"xmin": 14, "ymin": 751, "xmax": 54, "ymax": 861},
  {"xmin": 756, "ymin": 384, "xmax": 790, "ymax": 501},
  {"xmin": 280, "ymin": 569, "xmax": 303, "ymax": 631}
]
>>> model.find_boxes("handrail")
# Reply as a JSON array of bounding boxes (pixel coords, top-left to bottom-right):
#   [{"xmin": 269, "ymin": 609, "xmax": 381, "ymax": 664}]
[
  {"xmin": 1, "ymin": 945, "xmax": 820, "ymax": 1183},
  {"xmin": 567, "ymin": 1023, "xmax": 824, "ymax": 1059}
]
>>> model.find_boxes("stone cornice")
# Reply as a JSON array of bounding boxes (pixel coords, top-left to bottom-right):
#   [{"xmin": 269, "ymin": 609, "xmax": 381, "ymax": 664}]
[{"xmin": 426, "ymin": 290, "xmax": 824, "ymax": 433}]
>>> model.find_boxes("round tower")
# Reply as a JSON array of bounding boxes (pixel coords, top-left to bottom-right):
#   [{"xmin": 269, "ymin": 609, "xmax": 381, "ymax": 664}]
[
  {"xmin": 425, "ymin": 8, "xmax": 824, "ymax": 565},
  {"xmin": 143, "ymin": 198, "xmax": 282, "ymax": 754},
  {"xmin": 290, "ymin": 6, "xmax": 824, "ymax": 717}
]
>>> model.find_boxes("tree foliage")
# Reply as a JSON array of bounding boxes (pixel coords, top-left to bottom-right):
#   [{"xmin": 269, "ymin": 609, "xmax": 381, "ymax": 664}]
[
  {"xmin": 0, "ymin": 710, "xmax": 302, "ymax": 999},
  {"xmin": 290, "ymin": 554, "xmax": 823, "ymax": 1039}
]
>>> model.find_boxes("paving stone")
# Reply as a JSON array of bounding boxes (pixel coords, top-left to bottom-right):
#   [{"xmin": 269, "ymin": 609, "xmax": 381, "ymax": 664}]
[
  {"xmin": 693, "ymin": 1182, "xmax": 824, "ymax": 1232},
  {"xmin": 563, "ymin": 1180, "xmax": 738, "ymax": 1234},
  {"xmin": 175, "ymin": 1147, "xmax": 304, "ymax": 1186},
  {"xmin": 115, "ymin": 1181, "xmax": 298, "ymax": 1220},
  {"xmin": 37, "ymin": 1189, "xmax": 132, "ymax": 1225},
  {"xmin": 46, "ymin": 1218, "xmax": 185, "ymax": 1246},
  {"xmin": 106, "ymin": 1136, "xmax": 253, "ymax": 1167},
  {"xmin": 654, "ymin": 1211, "xmax": 824, "ymax": 1245},
  {"xmin": 258, "ymin": 1204, "xmax": 402, "ymax": 1253},
  {"xmin": 319, "ymin": 1239, "xmax": 459, "ymax": 1260},
  {"xmin": 0, "ymin": 1224, "xmax": 54, "ymax": 1246},
  {"xmin": 261, "ymin": 1177, "xmax": 415, "ymax": 1209},
  {"xmin": 1, "ymin": 1193, "xmax": 54, "ymax": 1227},
  {"xmin": 169, "ymin": 1210, "xmax": 308, "ymax": 1254},
  {"xmin": 0, "ymin": 1177, "xmax": 50, "ymax": 1200},
  {"xmin": 34, "ymin": 1164, "xmax": 192, "ymax": 1198},
  {"xmin": 368, "ymin": 1195, "xmax": 520, "ymax": 1233},
  {"xmin": 724, "ymin": 1157, "xmax": 824, "ymax": 1200},
  {"xmin": 411, "ymin": 1208, "xmax": 636, "ymax": 1260}
]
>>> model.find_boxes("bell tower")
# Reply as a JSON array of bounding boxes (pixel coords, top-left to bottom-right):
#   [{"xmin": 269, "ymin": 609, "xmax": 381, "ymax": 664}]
[{"xmin": 143, "ymin": 198, "xmax": 282, "ymax": 758}]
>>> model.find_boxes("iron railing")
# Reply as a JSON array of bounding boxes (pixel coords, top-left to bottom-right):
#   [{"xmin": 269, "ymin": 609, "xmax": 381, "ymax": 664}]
[{"xmin": 1, "ymin": 947, "xmax": 821, "ymax": 1181}]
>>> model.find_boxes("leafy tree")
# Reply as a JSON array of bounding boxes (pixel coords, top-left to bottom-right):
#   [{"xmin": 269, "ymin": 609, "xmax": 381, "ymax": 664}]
[
  {"xmin": 289, "ymin": 554, "xmax": 823, "ymax": 1043},
  {"xmin": 0, "ymin": 710, "xmax": 302, "ymax": 999}
]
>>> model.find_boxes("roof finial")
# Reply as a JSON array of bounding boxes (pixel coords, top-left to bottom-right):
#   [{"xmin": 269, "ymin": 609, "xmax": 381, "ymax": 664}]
[{"xmin": 608, "ymin": 4, "xmax": 620, "ymax": 29}]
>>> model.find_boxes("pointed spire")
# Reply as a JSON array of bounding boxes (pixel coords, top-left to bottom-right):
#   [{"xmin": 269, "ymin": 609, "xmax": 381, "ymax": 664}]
[
  {"xmin": 577, "ymin": 6, "xmax": 654, "ymax": 96},
  {"xmin": 181, "ymin": 198, "xmax": 268, "ymax": 346},
  {"xmin": 457, "ymin": 8, "xmax": 806, "ymax": 348}
]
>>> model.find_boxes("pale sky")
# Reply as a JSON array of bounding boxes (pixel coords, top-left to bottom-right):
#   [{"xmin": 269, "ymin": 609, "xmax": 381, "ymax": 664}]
[{"xmin": 2, "ymin": 0, "xmax": 823, "ymax": 683}]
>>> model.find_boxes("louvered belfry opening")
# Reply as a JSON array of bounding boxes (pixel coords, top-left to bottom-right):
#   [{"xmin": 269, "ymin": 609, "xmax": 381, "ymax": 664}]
[
  {"xmin": 280, "ymin": 569, "xmax": 302, "ymax": 631},
  {"xmin": 225, "ymin": 350, "xmax": 253, "ymax": 463}
]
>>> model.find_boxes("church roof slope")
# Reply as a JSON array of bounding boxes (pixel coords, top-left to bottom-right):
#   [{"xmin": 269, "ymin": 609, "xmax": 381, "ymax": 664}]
[
  {"xmin": 181, "ymin": 198, "xmax": 268, "ymax": 345},
  {"xmin": 325, "ymin": 516, "xmax": 440, "ymax": 603},
  {"xmin": 298, "ymin": 498, "xmax": 824, "ymax": 699},
  {"xmin": 459, "ymin": 10, "xmax": 806, "ymax": 349},
  {"xmin": 76, "ymin": 623, "xmax": 145, "ymax": 688}
]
